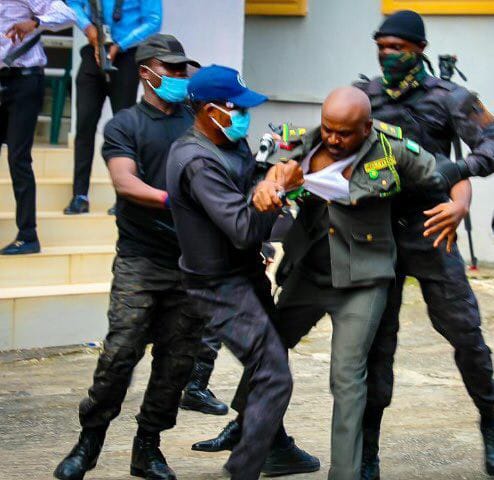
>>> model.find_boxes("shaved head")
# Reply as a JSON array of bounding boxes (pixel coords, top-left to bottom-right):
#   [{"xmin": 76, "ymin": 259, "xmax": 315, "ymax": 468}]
[
  {"xmin": 320, "ymin": 86, "xmax": 373, "ymax": 160},
  {"xmin": 322, "ymin": 87, "xmax": 371, "ymax": 125}
]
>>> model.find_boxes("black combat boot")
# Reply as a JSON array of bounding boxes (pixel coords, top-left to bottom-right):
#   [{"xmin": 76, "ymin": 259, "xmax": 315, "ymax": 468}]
[
  {"xmin": 361, "ymin": 428, "xmax": 380, "ymax": 480},
  {"xmin": 191, "ymin": 420, "xmax": 241, "ymax": 452},
  {"xmin": 130, "ymin": 434, "xmax": 176, "ymax": 479},
  {"xmin": 481, "ymin": 417, "xmax": 494, "ymax": 476},
  {"xmin": 53, "ymin": 428, "xmax": 106, "ymax": 480},
  {"xmin": 262, "ymin": 436, "xmax": 320, "ymax": 476},
  {"xmin": 180, "ymin": 361, "xmax": 228, "ymax": 415}
]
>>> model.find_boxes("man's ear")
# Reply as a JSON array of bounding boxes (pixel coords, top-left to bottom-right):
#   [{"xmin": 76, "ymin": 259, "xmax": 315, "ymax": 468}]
[
  {"xmin": 364, "ymin": 119, "xmax": 373, "ymax": 136},
  {"xmin": 203, "ymin": 103, "xmax": 214, "ymax": 116},
  {"xmin": 139, "ymin": 65, "xmax": 151, "ymax": 82},
  {"xmin": 204, "ymin": 103, "xmax": 221, "ymax": 122}
]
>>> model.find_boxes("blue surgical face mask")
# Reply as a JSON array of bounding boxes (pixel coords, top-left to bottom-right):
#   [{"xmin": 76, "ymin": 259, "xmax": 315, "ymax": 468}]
[
  {"xmin": 209, "ymin": 103, "xmax": 251, "ymax": 142},
  {"xmin": 142, "ymin": 65, "xmax": 189, "ymax": 103}
]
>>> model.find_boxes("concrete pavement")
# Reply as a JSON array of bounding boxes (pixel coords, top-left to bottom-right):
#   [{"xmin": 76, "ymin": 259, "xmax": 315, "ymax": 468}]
[{"xmin": 1, "ymin": 274, "xmax": 494, "ymax": 479}]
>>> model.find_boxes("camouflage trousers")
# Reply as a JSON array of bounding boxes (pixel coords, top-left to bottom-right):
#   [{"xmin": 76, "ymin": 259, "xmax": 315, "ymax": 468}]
[{"xmin": 79, "ymin": 255, "xmax": 203, "ymax": 433}]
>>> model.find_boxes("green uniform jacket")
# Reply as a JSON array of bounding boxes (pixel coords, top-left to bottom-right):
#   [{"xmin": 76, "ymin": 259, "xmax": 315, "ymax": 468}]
[{"xmin": 278, "ymin": 122, "xmax": 437, "ymax": 289}]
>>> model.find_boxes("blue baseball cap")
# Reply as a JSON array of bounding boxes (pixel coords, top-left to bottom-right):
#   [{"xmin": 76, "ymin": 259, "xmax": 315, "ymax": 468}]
[{"xmin": 188, "ymin": 64, "xmax": 268, "ymax": 108}]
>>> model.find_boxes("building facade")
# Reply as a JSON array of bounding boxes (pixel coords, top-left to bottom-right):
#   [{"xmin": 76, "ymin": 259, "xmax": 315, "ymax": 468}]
[{"xmin": 244, "ymin": 0, "xmax": 494, "ymax": 264}]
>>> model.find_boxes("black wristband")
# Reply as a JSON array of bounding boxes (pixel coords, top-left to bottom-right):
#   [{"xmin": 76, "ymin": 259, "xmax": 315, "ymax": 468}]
[
  {"xmin": 32, "ymin": 16, "xmax": 41, "ymax": 28},
  {"xmin": 455, "ymin": 159, "xmax": 471, "ymax": 179},
  {"xmin": 435, "ymin": 156, "xmax": 471, "ymax": 191}
]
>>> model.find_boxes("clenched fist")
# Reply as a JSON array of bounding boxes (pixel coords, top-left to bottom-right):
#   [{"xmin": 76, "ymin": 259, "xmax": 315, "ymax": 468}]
[
  {"xmin": 266, "ymin": 160, "xmax": 304, "ymax": 192},
  {"xmin": 253, "ymin": 180, "xmax": 284, "ymax": 213}
]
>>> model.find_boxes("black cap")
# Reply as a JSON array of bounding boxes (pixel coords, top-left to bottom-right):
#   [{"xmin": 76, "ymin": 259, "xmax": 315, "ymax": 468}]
[
  {"xmin": 374, "ymin": 10, "xmax": 427, "ymax": 45},
  {"xmin": 135, "ymin": 34, "xmax": 200, "ymax": 67}
]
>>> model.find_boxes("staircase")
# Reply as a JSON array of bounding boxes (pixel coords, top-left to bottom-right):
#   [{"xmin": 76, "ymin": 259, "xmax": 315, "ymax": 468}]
[{"xmin": 0, "ymin": 146, "xmax": 117, "ymax": 350}]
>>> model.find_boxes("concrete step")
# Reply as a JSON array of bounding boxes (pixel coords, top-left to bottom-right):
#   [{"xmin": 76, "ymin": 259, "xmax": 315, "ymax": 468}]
[
  {"xmin": 0, "ymin": 178, "xmax": 115, "ymax": 213},
  {"xmin": 0, "ymin": 212, "xmax": 117, "ymax": 247},
  {"xmin": 0, "ymin": 282, "xmax": 110, "ymax": 350},
  {"xmin": 0, "ymin": 146, "xmax": 109, "ymax": 179},
  {"xmin": 0, "ymin": 245, "xmax": 115, "ymax": 288}
]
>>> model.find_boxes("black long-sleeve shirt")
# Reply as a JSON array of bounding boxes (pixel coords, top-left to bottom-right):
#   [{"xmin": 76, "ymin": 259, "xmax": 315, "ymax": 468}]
[
  {"xmin": 167, "ymin": 132, "xmax": 277, "ymax": 285},
  {"xmin": 356, "ymin": 75, "xmax": 494, "ymax": 179}
]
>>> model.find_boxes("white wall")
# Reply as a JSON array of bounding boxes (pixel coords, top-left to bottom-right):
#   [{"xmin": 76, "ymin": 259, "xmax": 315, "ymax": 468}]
[
  {"xmin": 244, "ymin": 0, "xmax": 494, "ymax": 264},
  {"xmin": 70, "ymin": 0, "xmax": 246, "ymax": 136},
  {"xmin": 163, "ymin": 0, "xmax": 245, "ymax": 71}
]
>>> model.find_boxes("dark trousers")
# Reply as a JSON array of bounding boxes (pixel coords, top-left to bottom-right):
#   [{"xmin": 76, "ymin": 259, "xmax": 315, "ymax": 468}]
[
  {"xmin": 365, "ymin": 239, "xmax": 494, "ymax": 424},
  {"xmin": 79, "ymin": 256, "xmax": 203, "ymax": 433},
  {"xmin": 0, "ymin": 72, "xmax": 44, "ymax": 242},
  {"xmin": 231, "ymin": 269, "xmax": 387, "ymax": 480},
  {"xmin": 196, "ymin": 324, "xmax": 222, "ymax": 364},
  {"xmin": 186, "ymin": 273, "xmax": 293, "ymax": 480},
  {"xmin": 73, "ymin": 45, "xmax": 139, "ymax": 196}
]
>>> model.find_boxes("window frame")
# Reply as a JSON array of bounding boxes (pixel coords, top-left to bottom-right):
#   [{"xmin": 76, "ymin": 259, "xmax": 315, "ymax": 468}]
[
  {"xmin": 246, "ymin": 0, "xmax": 308, "ymax": 16},
  {"xmin": 382, "ymin": 0, "xmax": 494, "ymax": 15}
]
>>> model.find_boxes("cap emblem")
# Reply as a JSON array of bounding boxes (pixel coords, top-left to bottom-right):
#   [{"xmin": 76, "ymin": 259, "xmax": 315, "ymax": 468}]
[{"xmin": 237, "ymin": 73, "xmax": 246, "ymax": 87}]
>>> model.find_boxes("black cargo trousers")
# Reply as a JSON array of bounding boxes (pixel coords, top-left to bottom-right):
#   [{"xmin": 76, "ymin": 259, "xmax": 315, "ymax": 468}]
[
  {"xmin": 365, "ymin": 216, "xmax": 494, "ymax": 423},
  {"xmin": 79, "ymin": 256, "xmax": 203, "ymax": 433},
  {"xmin": 185, "ymin": 272, "xmax": 293, "ymax": 480},
  {"xmin": 195, "ymin": 325, "xmax": 222, "ymax": 366}
]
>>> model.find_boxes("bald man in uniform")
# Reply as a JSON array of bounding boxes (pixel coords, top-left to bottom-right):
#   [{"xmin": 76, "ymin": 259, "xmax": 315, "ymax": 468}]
[{"xmin": 193, "ymin": 87, "xmax": 451, "ymax": 480}]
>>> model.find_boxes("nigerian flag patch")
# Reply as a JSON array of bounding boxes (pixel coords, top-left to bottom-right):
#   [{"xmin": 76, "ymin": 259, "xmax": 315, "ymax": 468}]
[{"xmin": 405, "ymin": 139, "xmax": 420, "ymax": 154}]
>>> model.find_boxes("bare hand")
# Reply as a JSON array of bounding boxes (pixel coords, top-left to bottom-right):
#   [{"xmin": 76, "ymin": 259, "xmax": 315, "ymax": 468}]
[
  {"xmin": 253, "ymin": 180, "xmax": 284, "ymax": 212},
  {"xmin": 85, "ymin": 24, "xmax": 99, "ymax": 47},
  {"xmin": 107, "ymin": 44, "xmax": 119, "ymax": 63},
  {"xmin": 5, "ymin": 20, "xmax": 38, "ymax": 43},
  {"xmin": 85, "ymin": 25, "xmax": 101, "ymax": 66},
  {"xmin": 266, "ymin": 160, "xmax": 304, "ymax": 192},
  {"xmin": 423, "ymin": 201, "xmax": 468, "ymax": 252}
]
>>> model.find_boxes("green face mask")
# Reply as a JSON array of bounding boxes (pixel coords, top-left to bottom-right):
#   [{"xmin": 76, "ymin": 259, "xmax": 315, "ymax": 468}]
[{"xmin": 381, "ymin": 52, "xmax": 422, "ymax": 86}]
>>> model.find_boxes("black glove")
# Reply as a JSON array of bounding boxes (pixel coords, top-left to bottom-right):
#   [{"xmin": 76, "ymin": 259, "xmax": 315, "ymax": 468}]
[{"xmin": 435, "ymin": 155, "xmax": 471, "ymax": 191}]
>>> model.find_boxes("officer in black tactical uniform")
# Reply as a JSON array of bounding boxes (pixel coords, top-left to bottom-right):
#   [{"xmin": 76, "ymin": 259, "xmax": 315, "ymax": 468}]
[
  {"xmin": 54, "ymin": 34, "xmax": 203, "ymax": 480},
  {"xmin": 353, "ymin": 10, "xmax": 494, "ymax": 479},
  {"xmin": 166, "ymin": 64, "xmax": 304, "ymax": 480}
]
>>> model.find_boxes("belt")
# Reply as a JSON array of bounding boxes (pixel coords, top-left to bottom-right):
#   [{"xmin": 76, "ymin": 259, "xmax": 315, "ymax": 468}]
[{"xmin": 0, "ymin": 66, "xmax": 44, "ymax": 78}]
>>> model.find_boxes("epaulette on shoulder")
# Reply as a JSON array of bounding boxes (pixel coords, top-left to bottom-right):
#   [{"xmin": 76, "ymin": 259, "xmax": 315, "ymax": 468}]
[
  {"xmin": 424, "ymin": 76, "xmax": 455, "ymax": 91},
  {"xmin": 373, "ymin": 119, "xmax": 403, "ymax": 140}
]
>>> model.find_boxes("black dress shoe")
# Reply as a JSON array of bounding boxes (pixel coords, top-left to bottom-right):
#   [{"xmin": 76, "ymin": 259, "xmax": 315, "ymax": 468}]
[
  {"xmin": 180, "ymin": 361, "xmax": 228, "ymax": 416},
  {"xmin": 130, "ymin": 435, "xmax": 177, "ymax": 479},
  {"xmin": 191, "ymin": 420, "xmax": 241, "ymax": 452},
  {"xmin": 262, "ymin": 437, "xmax": 320, "ymax": 476},
  {"xmin": 0, "ymin": 239, "xmax": 40, "ymax": 255},
  {"xmin": 361, "ymin": 428, "xmax": 380, "ymax": 480},
  {"xmin": 481, "ymin": 417, "xmax": 494, "ymax": 475},
  {"xmin": 64, "ymin": 196, "xmax": 89, "ymax": 215},
  {"xmin": 53, "ymin": 428, "xmax": 105, "ymax": 480}
]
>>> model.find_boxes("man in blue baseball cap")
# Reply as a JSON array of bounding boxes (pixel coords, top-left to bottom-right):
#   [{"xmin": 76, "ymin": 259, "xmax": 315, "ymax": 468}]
[{"xmin": 166, "ymin": 64, "xmax": 304, "ymax": 480}]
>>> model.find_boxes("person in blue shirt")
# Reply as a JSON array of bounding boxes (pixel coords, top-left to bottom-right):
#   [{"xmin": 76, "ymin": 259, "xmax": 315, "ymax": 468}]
[{"xmin": 64, "ymin": 0, "xmax": 161, "ymax": 215}]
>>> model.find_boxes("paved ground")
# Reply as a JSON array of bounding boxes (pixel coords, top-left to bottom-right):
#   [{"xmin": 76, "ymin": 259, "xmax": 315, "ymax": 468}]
[{"xmin": 1, "ymin": 272, "xmax": 494, "ymax": 480}]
